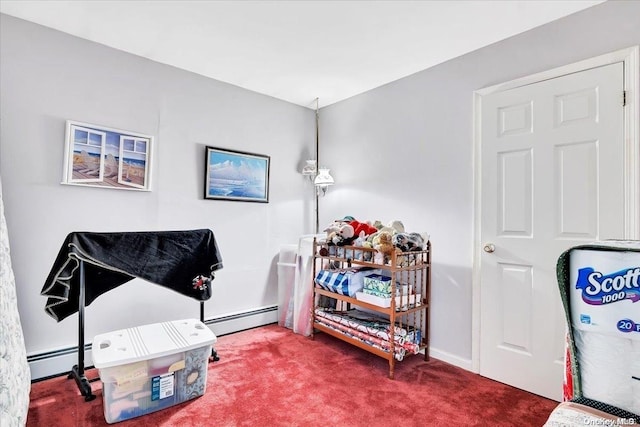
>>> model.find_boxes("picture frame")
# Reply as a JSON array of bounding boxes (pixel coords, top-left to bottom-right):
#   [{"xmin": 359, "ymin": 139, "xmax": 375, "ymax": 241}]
[
  {"xmin": 204, "ymin": 146, "xmax": 270, "ymax": 203},
  {"xmin": 62, "ymin": 120, "xmax": 153, "ymax": 191}
]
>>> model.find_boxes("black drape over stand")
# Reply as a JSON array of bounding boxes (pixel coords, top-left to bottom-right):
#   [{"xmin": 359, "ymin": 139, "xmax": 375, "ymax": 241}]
[{"xmin": 41, "ymin": 229, "xmax": 223, "ymax": 401}]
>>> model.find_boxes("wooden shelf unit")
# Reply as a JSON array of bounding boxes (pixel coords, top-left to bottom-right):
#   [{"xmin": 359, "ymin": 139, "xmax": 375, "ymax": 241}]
[{"xmin": 310, "ymin": 239, "xmax": 431, "ymax": 379}]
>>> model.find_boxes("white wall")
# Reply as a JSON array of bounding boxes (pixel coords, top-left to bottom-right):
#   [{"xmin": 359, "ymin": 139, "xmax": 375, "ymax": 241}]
[
  {"xmin": 0, "ymin": 14, "xmax": 316, "ymax": 374},
  {"xmin": 318, "ymin": 0, "xmax": 640, "ymax": 364},
  {"xmin": 3, "ymin": 0, "xmax": 640, "ymax": 379}
]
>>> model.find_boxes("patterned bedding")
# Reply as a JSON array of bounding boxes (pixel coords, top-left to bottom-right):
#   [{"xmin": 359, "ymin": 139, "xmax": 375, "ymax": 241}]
[
  {"xmin": 314, "ymin": 308, "xmax": 421, "ymax": 361},
  {"xmin": 0, "ymin": 178, "xmax": 31, "ymax": 426}
]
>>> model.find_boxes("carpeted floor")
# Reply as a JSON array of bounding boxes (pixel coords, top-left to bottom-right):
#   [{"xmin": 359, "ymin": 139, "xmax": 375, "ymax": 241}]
[{"xmin": 27, "ymin": 324, "xmax": 558, "ymax": 426}]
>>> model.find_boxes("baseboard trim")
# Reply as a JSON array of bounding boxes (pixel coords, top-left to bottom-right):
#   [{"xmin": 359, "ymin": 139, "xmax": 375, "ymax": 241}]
[
  {"xmin": 429, "ymin": 346, "xmax": 473, "ymax": 372},
  {"xmin": 28, "ymin": 305, "xmax": 278, "ymax": 381}
]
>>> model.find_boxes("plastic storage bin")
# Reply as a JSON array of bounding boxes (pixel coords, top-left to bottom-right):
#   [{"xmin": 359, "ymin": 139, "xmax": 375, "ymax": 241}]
[
  {"xmin": 355, "ymin": 291, "xmax": 422, "ymax": 310},
  {"xmin": 92, "ymin": 319, "xmax": 217, "ymax": 424}
]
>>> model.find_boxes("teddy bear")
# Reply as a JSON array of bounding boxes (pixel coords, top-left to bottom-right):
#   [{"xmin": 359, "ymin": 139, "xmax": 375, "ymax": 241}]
[{"xmin": 373, "ymin": 231, "xmax": 397, "ymax": 264}]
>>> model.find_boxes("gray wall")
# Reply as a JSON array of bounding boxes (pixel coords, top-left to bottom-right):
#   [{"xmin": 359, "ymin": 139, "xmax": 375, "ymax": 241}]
[
  {"xmin": 2, "ymin": 0, "xmax": 640, "ymax": 375},
  {"xmin": 0, "ymin": 14, "xmax": 315, "ymax": 363},
  {"xmin": 318, "ymin": 0, "xmax": 640, "ymax": 362}
]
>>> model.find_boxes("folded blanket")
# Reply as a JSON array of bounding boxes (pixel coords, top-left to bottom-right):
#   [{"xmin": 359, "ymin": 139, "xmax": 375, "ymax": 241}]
[
  {"xmin": 314, "ymin": 308, "xmax": 421, "ymax": 359},
  {"xmin": 315, "ymin": 309, "xmax": 411, "ymax": 343},
  {"xmin": 315, "ymin": 316, "xmax": 407, "ymax": 361}
]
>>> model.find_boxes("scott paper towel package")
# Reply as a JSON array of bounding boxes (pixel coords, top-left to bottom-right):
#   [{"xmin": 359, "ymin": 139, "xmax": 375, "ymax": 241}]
[
  {"xmin": 564, "ymin": 241, "xmax": 640, "ymax": 416},
  {"xmin": 570, "ymin": 248, "xmax": 640, "ymax": 339}
]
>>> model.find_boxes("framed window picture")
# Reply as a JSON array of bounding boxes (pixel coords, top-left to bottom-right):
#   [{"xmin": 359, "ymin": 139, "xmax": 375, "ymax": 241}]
[
  {"xmin": 62, "ymin": 120, "xmax": 153, "ymax": 191},
  {"xmin": 204, "ymin": 146, "xmax": 270, "ymax": 203}
]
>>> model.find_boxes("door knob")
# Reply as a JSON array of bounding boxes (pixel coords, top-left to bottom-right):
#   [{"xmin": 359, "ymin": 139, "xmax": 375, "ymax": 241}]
[{"xmin": 483, "ymin": 243, "xmax": 495, "ymax": 253}]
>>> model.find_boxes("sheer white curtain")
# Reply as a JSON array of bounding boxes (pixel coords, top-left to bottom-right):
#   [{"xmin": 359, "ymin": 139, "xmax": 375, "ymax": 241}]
[{"xmin": 0, "ymin": 177, "xmax": 31, "ymax": 426}]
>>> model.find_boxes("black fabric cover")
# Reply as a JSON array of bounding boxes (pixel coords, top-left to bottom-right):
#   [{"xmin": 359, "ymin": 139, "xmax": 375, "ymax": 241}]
[{"xmin": 41, "ymin": 229, "xmax": 223, "ymax": 322}]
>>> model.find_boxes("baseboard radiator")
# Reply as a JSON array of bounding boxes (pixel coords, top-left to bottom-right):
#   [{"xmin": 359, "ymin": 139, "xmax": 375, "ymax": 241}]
[{"xmin": 28, "ymin": 305, "xmax": 278, "ymax": 381}]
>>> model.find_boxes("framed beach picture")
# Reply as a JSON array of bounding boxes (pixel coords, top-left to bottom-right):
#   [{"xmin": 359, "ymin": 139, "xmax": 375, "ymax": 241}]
[
  {"xmin": 204, "ymin": 146, "xmax": 270, "ymax": 203},
  {"xmin": 62, "ymin": 120, "xmax": 153, "ymax": 191}
]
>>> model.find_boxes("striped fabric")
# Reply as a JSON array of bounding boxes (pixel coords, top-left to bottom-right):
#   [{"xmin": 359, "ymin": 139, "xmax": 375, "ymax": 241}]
[{"xmin": 314, "ymin": 269, "xmax": 363, "ymax": 297}]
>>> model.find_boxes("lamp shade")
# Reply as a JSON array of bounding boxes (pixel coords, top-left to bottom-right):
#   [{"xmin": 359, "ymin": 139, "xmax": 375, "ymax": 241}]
[
  {"xmin": 314, "ymin": 168, "xmax": 334, "ymax": 186},
  {"xmin": 301, "ymin": 160, "xmax": 317, "ymax": 176}
]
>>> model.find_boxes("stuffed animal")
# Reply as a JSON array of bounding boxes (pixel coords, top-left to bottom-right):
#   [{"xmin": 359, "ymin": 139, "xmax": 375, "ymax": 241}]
[
  {"xmin": 368, "ymin": 231, "xmax": 382, "ymax": 247},
  {"xmin": 392, "ymin": 232, "xmax": 425, "ymax": 252},
  {"xmin": 352, "ymin": 231, "xmax": 367, "ymax": 247},
  {"xmin": 361, "ymin": 239, "xmax": 374, "ymax": 261},
  {"xmin": 388, "ymin": 220, "xmax": 405, "ymax": 234},
  {"xmin": 323, "ymin": 218, "xmax": 351, "ymax": 236},
  {"xmin": 323, "ymin": 221, "xmax": 341, "ymax": 235},
  {"xmin": 349, "ymin": 220, "xmax": 378, "ymax": 237},
  {"xmin": 331, "ymin": 223, "xmax": 355, "ymax": 246},
  {"xmin": 369, "ymin": 221, "xmax": 404, "ymax": 239},
  {"xmin": 323, "ymin": 217, "xmax": 354, "ymax": 245},
  {"xmin": 373, "ymin": 231, "xmax": 397, "ymax": 263}
]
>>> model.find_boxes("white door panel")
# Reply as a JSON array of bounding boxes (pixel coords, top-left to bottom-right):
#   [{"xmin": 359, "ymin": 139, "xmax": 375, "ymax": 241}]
[
  {"xmin": 480, "ymin": 62, "xmax": 624, "ymax": 400},
  {"xmin": 555, "ymin": 141, "xmax": 598, "ymax": 238}
]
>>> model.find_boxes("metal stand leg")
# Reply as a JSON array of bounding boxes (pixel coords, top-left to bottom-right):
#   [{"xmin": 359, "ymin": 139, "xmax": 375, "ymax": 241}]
[
  {"xmin": 200, "ymin": 301, "xmax": 219, "ymax": 362},
  {"xmin": 67, "ymin": 260, "xmax": 96, "ymax": 401}
]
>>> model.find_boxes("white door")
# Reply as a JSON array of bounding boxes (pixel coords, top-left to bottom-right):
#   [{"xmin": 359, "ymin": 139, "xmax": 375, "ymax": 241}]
[{"xmin": 479, "ymin": 62, "xmax": 625, "ymax": 400}]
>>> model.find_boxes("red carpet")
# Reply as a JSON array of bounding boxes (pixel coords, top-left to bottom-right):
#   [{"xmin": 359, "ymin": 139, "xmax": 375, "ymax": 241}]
[{"xmin": 27, "ymin": 324, "xmax": 557, "ymax": 426}]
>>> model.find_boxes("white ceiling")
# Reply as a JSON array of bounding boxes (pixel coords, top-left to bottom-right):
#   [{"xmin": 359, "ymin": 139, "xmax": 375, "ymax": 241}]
[{"xmin": 0, "ymin": 0, "xmax": 605, "ymax": 108}]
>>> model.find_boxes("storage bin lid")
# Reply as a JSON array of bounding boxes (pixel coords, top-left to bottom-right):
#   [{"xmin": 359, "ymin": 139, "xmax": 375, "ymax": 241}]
[{"xmin": 92, "ymin": 318, "xmax": 217, "ymax": 369}]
